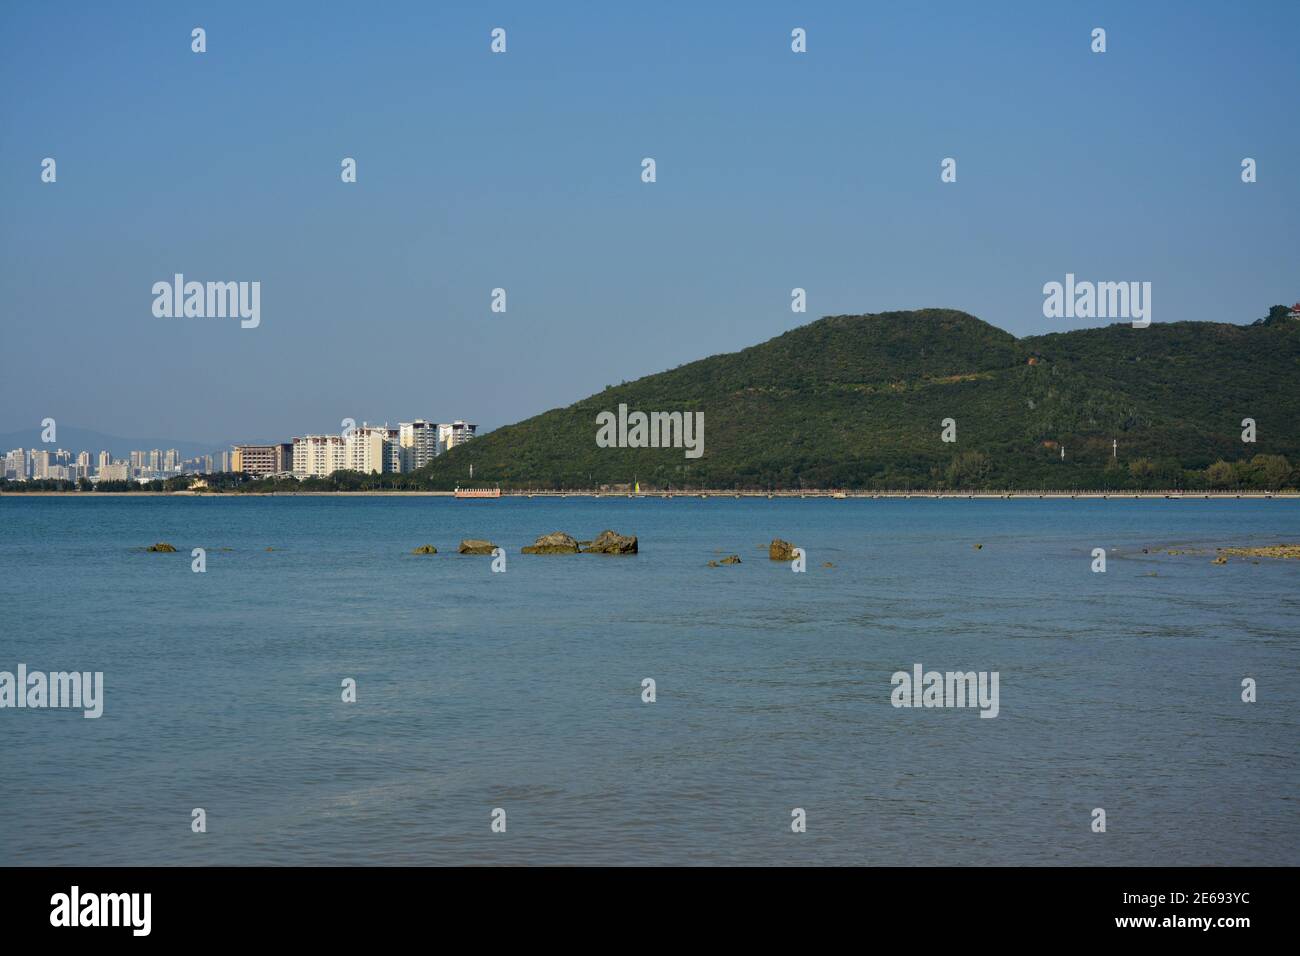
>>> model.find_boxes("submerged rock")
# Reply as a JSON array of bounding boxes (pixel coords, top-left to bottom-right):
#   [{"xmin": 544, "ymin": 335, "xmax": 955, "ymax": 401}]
[
  {"xmin": 769, "ymin": 538, "xmax": 797, "ymax": 561},
  {"xmin": 582, "ymin": 530, "xmax": 638, "ymax": 554},
  {"xmin": 719, "ymin": 554, "xmax": 742, "ymax": 565},
  {"xmin": 412, "ymin": 544, "xmax": 438, "ymax": 554},
  {"xmin": 147, "ymin": 542, "xmax": 177, "ymax": 553},
  {"xmin": 522, "ymin": 531, "xmax": 580, "ymax": 554},
  {"xmin": 459, "ymin": 539, "xmax": 497, "ymax": 555}
]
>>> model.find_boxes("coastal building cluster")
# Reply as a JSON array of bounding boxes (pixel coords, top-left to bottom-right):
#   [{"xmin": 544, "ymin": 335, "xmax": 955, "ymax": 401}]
[
  {"xmin": 2, "ymin": 420, "xmax": 475, "ymax": 484},
  {"xmin": 234, "ymin": 420, "xmax": 476, "ymax": 478},
  {"xmin": 3, "ymin": 446, "xmax": 223, "ymax": 483}
]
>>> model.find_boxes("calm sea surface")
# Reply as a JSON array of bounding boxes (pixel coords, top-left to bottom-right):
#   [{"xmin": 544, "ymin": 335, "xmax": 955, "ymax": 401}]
[{"xmin": 1, "ymin": 496, "xmax": 1297, "ymax": 866}]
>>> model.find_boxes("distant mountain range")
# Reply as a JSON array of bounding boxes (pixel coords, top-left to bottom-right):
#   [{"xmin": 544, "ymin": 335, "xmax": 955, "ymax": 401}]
[{"xmin": 410, "ymin": 307, "xmax": 1300, "ymax": 490}]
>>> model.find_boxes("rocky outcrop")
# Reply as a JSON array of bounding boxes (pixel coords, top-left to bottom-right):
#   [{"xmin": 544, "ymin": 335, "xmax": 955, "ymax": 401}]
[
  {"xmin": 1166, "ymin": 544, "xmax": 1300, "ymax": 562},
  {"xmin": 1217, "ymin": 544, "xmax": 1300, "ymax": 560},
  {"xmin": 459, "ymin": 539, "xmax": 497, "ymax": 555},
  {"xmin": 582, "ymin": 530, "xmax": 638, "ymax": 554},
  {"xmin": 412, "ymin": 544, "xmax": 438, "ymax": 554},
  {"xmin": 522, "ymin": 531, "xmax": 580, "ymax": 554},
  {"xmin": 147, "ymin": 542, "xmax": 177, "ymax": 552},
  {"xmin": 769, "ymin": 538, "xmax": 797, "ymax": 561}
]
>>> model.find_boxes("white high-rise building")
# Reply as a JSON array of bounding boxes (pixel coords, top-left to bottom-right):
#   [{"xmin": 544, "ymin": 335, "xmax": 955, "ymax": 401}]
[
  {"xmin": 385, "ymin": 428, "xmax": 402, "ymax": 473},
  {"xmin": 5, "ymin": 448, "xmax": 26, "ymax": 479},
  {"xmin": 345, "ymin": 425, "xmax": 393, "ymax": 475},
  {"xmin": 293, "ymin": 434, "xmax": 348, "ymax": 478},
  {"xmin": 399, "ymin": 420, "xmax": 440, "ymax": 471},
  {"xmin": 438, "ymin": 420, "xmax": 476, "ymax": 452}
]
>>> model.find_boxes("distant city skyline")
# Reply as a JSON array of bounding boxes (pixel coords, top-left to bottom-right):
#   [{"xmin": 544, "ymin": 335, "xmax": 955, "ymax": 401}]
[
  {"xmin": 3, "ymin": 417, "xmax": 476, "ymax": 482},
  {"xmin": 3, "ymin": 2, "xmax": 1297, "ymax": 442}
]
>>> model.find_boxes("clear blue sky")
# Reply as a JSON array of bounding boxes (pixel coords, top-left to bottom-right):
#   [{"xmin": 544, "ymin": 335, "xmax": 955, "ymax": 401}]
[{"xmin": 1, "ymin": 1, "xmax": 1296, "ymax": 444}]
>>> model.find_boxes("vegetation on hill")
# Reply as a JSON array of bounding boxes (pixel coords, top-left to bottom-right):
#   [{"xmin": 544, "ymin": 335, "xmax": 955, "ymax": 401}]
[{"xmin": 405, "ymin": 306, "xmax": 1299, "ymax": 491}]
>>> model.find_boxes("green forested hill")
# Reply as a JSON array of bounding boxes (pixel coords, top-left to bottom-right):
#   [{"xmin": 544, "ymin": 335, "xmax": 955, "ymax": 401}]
[{"xmin": 413, "ymin": 308, "xmax": 1300, "ymax": 491}]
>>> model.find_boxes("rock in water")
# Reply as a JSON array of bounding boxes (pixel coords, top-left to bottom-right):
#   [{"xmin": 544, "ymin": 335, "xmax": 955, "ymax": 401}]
[
  {"xmin": 147, "ymin": 542, "xmax": 177, "ymax": 553},
  {"xmin": 582, "ymin": 530, "xmax": 638, "ymax": 554},
  {"xmin": 1216, "ymin": 544, "xmax": 1300, "ymax": 560},
  {"xmin": 719, "ymin": 554, "xmax": 742, "ymax": 565},
  {"xmin": 769, "ymin": 538, "xmax": 797, "ymax": 561},
  {"xmin": 459, "ymin": 539, "xmax": 497, "ymax": 555},
  {"xmin": 412, "ymin": 544, "xmax": 438, "ymax": 554},
  {"xmin": 522, "ymin": 531, "xmax": 580, "ymax": 554}
]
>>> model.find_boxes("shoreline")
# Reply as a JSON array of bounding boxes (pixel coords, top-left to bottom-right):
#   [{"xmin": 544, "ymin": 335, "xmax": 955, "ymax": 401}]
[{"xmin": 3, "ymin": 490, "xmax": 1298, "ymax": 500}]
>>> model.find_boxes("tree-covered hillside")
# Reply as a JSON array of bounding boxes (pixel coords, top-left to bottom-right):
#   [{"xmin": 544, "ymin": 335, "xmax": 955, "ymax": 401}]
[{"xmin": 408, "ymin": 307, "xmax": 1300, "ymax": 491}]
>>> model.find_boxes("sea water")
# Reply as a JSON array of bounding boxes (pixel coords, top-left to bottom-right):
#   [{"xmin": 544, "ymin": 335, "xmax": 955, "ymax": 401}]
[{"xmin": 1, "ymin": 496, "xmax": 1296, "ymax": 865}]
